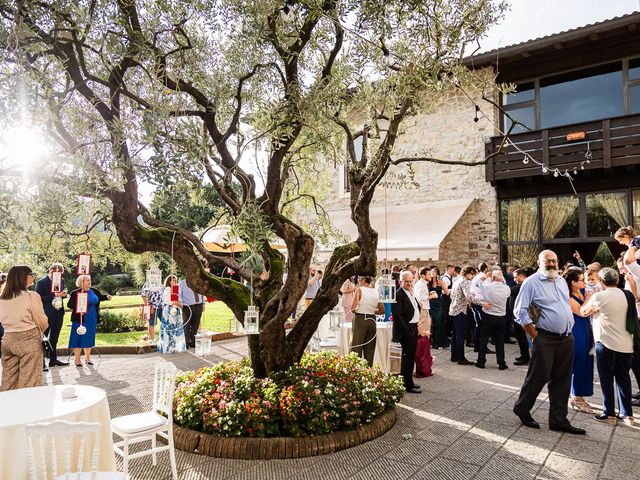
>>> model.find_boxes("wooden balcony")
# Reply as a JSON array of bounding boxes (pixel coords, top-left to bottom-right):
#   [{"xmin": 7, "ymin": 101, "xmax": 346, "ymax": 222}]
[{"xmin": 485, "ymin": 113, "xmax": 640, "ymax": 184}]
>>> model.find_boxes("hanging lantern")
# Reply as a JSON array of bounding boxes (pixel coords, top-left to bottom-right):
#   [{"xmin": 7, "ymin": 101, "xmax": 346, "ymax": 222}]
[
  {"xmin": 328, "ymin": 305, "xmax": 345, "ymax": 330},
  {"xmin": 244, "ymin": 305, "xmax": 260, "ymax": 335},
  {"xmin": 379, "ymin": 274, "xmax": 397, "ymax": 303},
  {"xmin": 145, "ymin": 266, "xmax": 163, "ymax": 291}
]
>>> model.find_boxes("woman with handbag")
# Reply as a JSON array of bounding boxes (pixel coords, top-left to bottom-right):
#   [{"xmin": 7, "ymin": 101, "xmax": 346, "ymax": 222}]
[
  {"xmin": 67, "ymin": 275, "xmax": 110, "ymax": 367},
  {"xmin": 0, "ymin": 266, "xmax": 49, "ymax": 391}
]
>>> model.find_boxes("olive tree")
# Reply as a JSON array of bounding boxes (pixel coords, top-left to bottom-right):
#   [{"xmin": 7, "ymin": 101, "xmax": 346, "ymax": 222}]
[{"xmin": 0, "ymin": 0, "xmax": 506, "ymax": 376}]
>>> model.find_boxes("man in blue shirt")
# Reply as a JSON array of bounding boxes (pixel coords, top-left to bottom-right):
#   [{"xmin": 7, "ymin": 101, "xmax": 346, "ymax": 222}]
[
  {"xmin": 512, "ymin": 250, "xmax": 586, "ymax": 435},
  {"xmin": 179, "ymin": 279, "xmax": 206, "ymax": 349}
]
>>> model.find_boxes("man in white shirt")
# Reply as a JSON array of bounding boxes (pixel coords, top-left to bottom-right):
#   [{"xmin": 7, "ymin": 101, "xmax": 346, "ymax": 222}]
[
  {"xmin": 469, "ymin": 262, "xmax": 489, "ymax": 350},
  {"xmin": 413, "ymin": 268, "xmax": 433, "ymax": 312},
  {"xmin": 476, "ymin": 270, "xmax": 511, "ymax": 370}
]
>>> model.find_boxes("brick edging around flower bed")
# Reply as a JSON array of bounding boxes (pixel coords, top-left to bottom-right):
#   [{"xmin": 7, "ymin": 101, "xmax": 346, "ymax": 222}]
[
  {"xmin": 173, "ymin": 407, "xmax": 397, "ymax": 459},
  {"xmin": 54, "ymin": 332, "xmax": 236, "ymax": 355}
]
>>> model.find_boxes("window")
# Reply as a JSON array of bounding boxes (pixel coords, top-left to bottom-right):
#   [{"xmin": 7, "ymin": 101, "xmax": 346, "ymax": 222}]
[
  {"xmin": 633, "ymin": 190, "xmax": 640, "ymax": 231},
  {"xmin": 500, "ymin": 198, "xmax": 538, "ymax": 267},
  {"xmin": 586, "ymin": 192, "xmax": 628, "ymax": 237},
  {"xmin": 502, "ymin": 59, "xmax": 640, "ymax": 131},
  {"xmin": 541, "ymin": 195, "xmax": 579, "ymax": 239},
  {"xmin": 540, "ymin": 62, "xmax": 623, "ymax": 128}
]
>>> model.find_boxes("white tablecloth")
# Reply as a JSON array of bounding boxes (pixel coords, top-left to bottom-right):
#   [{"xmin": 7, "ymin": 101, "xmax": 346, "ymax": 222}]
[
  {"xmin": 0, "ymin": 385, "xmax": 116, "ymax": 480},
  {"xmin": 338, "ymin": 321, "xmax": 393, "ymax": 372}
]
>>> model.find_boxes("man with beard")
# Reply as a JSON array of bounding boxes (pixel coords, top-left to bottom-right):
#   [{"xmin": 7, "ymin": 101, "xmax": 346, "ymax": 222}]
[{"xmin": 512, "ymin": 250, "xmax": 586, "ymax": 435}]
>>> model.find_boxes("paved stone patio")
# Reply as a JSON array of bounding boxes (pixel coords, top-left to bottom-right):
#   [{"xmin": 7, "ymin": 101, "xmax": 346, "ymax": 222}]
[{"xmin": 38, "ymin": 338, "xmax": 640, "ymax": 480}]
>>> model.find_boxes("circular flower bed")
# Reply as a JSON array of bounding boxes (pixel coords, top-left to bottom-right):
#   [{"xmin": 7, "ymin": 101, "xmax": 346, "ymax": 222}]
[{"xmin": 173, "ymin": 351, "xmax": 405, "ymax": 438}]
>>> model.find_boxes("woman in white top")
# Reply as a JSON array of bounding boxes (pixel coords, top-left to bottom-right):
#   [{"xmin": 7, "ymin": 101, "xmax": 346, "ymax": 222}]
[
  {"xmin": 581, "ymin": 267, "xmax": 635, "ymax": 425},
  {"xmin": 0, "ymin": 266, "xmax": 49, "ymax": 391},
  {"xmin": 350, "ymin": 276, "xmax": 383, "ymax": 367}
]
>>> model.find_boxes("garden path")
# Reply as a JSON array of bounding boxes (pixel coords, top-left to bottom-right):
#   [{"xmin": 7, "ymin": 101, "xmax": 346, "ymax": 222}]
[{"xmin": 37, "ymin": 339, "xmax": 640, "ymax": 480}]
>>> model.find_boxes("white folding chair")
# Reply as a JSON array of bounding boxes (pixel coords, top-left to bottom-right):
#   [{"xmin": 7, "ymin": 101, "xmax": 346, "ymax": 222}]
[
  {"xmin": 111, "ymin": 362, "xmax": 178, "ymax": 480},
  {"xmin": 25, "ymin": 420, "xmax": 126, "ymax": 480},
  {"xmin": 388, "ymin": 342, "xmax": 403, "ymax": 375}
]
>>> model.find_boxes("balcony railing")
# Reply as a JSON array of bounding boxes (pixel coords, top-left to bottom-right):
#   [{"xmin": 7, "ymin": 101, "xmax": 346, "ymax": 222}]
[{"xmin": 485, "ymin": 113, "xmax": 640, "ymax": 183}]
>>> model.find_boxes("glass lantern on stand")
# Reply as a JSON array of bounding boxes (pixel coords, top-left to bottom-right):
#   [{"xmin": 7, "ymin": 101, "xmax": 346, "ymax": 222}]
[
  {"xmin": 195, "ymin": 330, "xmax": 213, "ymax": 356},
  {"xmin": 379, "ymin": 273, "xmax": 397, "ymax": 303},
  {"xmin": 244, "ymin": 305, "xmax": 260, "ymax": 335},
  {"xmin": 328, "ymin": 305, "xmax": 345, "ymax": 337}
]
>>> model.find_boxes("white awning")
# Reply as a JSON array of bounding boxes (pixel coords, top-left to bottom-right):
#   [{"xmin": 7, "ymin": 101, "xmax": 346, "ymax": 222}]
[{"xmin": 317, "ymin": 198, "xmax": 475, "ymax": 262}]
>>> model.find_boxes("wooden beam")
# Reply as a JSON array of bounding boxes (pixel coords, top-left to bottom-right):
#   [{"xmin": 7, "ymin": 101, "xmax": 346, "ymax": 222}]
[{"xmin": 603, "ymin": 119, "xmax": 611, "ymax": 169}]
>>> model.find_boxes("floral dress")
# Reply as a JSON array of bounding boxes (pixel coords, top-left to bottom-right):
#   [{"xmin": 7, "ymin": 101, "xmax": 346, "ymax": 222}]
[{"xmin": 157, "ymin": 287, "xmax": 187, "ymax": 354}]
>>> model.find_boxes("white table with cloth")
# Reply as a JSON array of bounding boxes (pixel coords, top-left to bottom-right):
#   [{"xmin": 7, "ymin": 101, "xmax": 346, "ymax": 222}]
[
  {"xmin": 0, "ymin": 385, "xmax": 116, "ymax": 480},
  {"xmin": 338, "ymin": 321, "xmax": 393, "ymax": 372}
]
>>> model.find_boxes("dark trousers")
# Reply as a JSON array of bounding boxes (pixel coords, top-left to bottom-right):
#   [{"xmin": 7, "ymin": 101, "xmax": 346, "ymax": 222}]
[
  {"xmin": 514, "ymin": 321, "xmax": 530, "ymax": 360},
  {"xmin": 399, "ymin": 324, "xmax": 419, "ymax": 390},
  {"xmin": 477, "ymin": 313, "xmax": 506, "ymax": 366},
  {"xmin": 44, "ymin": 310, "xmax": 65, "ymax": 363},
  {"xmin": 595, "ymin": 342, "xmax": 633, "ymax": 418},
  {"xmin": 182, "ymin": 303, "xmax": 203, "ymax": 348},
  {"xmin": 351, "ymin": 313, "xmax": 377, "ymax": 367},
  {"xmin": 471, "ymin": 305, "xmax": 483, "ymax": 348},
  {"xmin": 514, "ymin": 331, "xmax": 574, "ymax": 428},
  {"xmin": 631, "ymin": 340, "xmax": 640, "ymax": 391},
  {"xmin": 450, "ymin": 313, "xmax": 468, "ymax": 361},
  {"xmin": 442, "ymin": 295, "xmax": 452, "ymax": 337}
]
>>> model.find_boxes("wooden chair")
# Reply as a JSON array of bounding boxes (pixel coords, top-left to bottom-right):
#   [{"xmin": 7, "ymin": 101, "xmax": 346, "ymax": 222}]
[
  {"xmin": 111, "ymin": 362, "xmax": 178, "ymax": 480},
  {"xmin": 25, "ymin": 420, "xmax": 126, "ymax": 480}
]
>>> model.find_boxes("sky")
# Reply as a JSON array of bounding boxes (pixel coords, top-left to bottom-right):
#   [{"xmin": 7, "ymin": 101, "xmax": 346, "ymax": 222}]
[{"xmin": 479, "ymin": 0, "xmax": 640, "ymax": 52}]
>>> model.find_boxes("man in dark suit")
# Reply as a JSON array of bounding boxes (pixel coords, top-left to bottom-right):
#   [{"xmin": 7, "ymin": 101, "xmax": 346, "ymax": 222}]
[
  {"xmin": 392, "ymin": 270, "xmax": 422, "ymax": 394},
  {"xmin": 35, "ymin": 263, "xmax": 69, "ymax": 367}
]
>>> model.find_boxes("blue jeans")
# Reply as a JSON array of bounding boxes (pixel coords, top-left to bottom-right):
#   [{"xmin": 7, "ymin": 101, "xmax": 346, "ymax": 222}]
[{"xmin": 595, "ymin": 342, "xmax": 633, "ymax": 418}]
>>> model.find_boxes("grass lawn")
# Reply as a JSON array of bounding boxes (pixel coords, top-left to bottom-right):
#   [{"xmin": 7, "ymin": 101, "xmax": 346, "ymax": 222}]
[{"xmin": 57, "ymin": 296, "xmax": 238, "ymax": 346}]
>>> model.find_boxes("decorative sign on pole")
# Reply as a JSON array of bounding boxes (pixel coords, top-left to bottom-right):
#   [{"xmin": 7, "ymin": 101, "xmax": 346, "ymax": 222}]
[
  {"xmin": 379, "ymin": 274, "xmax": 397, "ymax": 303},
  {"xmin": 145, "ymin": 266, "xmax": 163, "ymax": 291},
  {"xmin": 76, "ymin": 292, "xmax": 88, "ymax": 336},
  {"xmin": 142, "ymin": 305, "xmax": 152, "ymax": 322},
  {"xmin": 77, "ymin": 253, "xmax": 91, "ymax": 275},
  {"xmin": 51, "ymin": 271, "xmax": 63, "ymax": 293},
  {"xmin": 244, "ymin": 305, "xmax": 259, "ymax": 335}
]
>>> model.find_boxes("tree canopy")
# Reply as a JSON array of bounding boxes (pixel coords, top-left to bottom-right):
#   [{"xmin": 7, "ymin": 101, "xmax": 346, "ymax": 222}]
[{"xmin": 0, "ymin": 0, "xmax": 506, "ymax": 376}]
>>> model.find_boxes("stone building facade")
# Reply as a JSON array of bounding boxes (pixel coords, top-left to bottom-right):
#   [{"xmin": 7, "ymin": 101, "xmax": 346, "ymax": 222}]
[{"xmin": 321, "ymin": 74, "xmax": 501, "ymax": 270}]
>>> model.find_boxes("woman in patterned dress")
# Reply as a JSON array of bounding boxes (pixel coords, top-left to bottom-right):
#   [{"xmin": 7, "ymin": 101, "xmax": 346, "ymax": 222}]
[{"xmin": 158, "ymin": 275, "xmax": 187, "ymax": 354}]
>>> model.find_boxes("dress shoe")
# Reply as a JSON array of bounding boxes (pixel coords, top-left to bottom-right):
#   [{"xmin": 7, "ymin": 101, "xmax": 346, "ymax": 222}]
[
  {"xmin": 50, "ymin": 360, "xmax": 69, "ymax": 367},
  {"xmin": 458, "ymin": 359, "xmax": 474, "ymax": 366},
  {"xmin": 406, "ymin": 387, "xmax": 422, "ymax": 394},
  {"xmin": 549, "ymin": 424, "xmax": 586, "ymax": 435},
  {"xmin": 514, "ymin": 359, "xmax": 530, "ymax": 366},
  {"xmin": 450, "ymin": 357, "xmax": 459, "ymax": 363},
  {"xmin": 485, "ymin": 348, "xmax": 495, "ymax": 354},
  {"xmin": 474, "ymin": 362, "xmax": 485, "ymax": 369},
  {"xmin": 631, "ymin": 398, "xmax": 640, "ymax": 407},
  {"xmin": 498, "ymin": 364, "xmax": 509, "ymax": 370},
  {"xmin": 42, "ymin": 366, "xmax": 49, "ymax": 372},
  {"xmin": 633, "ymin": 391, "xmax": 640, "ymax": 400},
  {"xmin": 513, "ymin": 409, "xmax": 540, "ymax": 429}
]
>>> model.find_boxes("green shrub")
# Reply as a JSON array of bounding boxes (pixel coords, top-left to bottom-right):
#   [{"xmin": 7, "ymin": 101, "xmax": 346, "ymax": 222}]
[
  {"xmin": 173, "ymin": 352, "xmax": 405, "ymax": 437},
  {"xmin": 97, "ymin": 276, "xmax": 122, "ymax": 294},
  {"xmin": 97, "ymin": 310, "xmax": 146, "ymax": 333}
]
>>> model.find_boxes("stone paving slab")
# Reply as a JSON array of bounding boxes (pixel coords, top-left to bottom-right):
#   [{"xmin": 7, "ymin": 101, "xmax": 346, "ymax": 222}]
[{"xmin": 3, "ymin": 338, "xmax": 637, "ymax": 479}]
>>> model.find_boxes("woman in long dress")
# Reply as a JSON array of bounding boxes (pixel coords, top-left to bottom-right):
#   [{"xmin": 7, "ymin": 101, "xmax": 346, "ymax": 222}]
[
  {"xmin": 158, "ymin": 275, "xmax": 187, "ymax": 354},
  {"xmin": 564, "ymin": 268, "xmax": 594, "ymax": 413},
  {"xmin": 341, "ymin": 276, "xmax": 357, "ymax": 323},
  {"xmin": 428, "ymin": 267, "xmax": 450, "ymax": 349},
  {"xmin": 67, "ymin": 275, "xmax": 110, "ymax": 367}
]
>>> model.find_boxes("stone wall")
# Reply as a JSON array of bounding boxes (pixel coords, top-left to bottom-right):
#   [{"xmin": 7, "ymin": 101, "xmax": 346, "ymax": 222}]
[{"xmin": 322, "ymin": 72, "xmax": 500, "ymax": 268}]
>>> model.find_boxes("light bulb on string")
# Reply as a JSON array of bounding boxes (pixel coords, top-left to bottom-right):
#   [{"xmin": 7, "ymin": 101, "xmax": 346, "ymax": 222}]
[
  {"xmin": 553, "ymin": 170, "xmax": 559, "ymax": 177},
  {"xmin": 581, "ymin": 164, "xmax": 585, "ymax": 170},
  {"xmin": 573, "ymin": 168, "xmax": 578, "ymax": 175},
  {"xmin": 522, "ymin": 156, "xmax": 529, "ymax": 164},
  {"xmin": 542, "ymin": 166, "xmax": 548, "ymax": 174}
]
